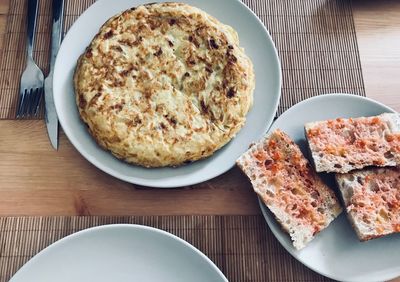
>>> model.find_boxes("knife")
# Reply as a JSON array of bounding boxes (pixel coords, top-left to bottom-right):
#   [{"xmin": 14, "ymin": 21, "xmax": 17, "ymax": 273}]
[{"xmin": 44, "ymin": 0, "xmax": 64, "ymax": 150}]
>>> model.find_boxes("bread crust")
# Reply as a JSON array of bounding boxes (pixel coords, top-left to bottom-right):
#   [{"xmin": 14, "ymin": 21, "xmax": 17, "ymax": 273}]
[
  {"xmin": 237, "ymin": 129, "xmax": 342, "ymax": 250},
  {"xmin": 74, "ymin": 2, "xmax": 255, "ymax": 167},
  {"xmin": 305, "ymin": 113, "xmax": 400, "ymax": 173}
]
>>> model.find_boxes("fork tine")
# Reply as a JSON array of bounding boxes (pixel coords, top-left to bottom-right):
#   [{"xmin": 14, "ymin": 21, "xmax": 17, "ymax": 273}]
[
  {"xmin": 20, "ymin": 89, "xmax": 26, "ymax": 118},
  {"xmin": 22, "ymin": 89, "xmax": 29, "ymax": 118},
  {"xmin": 30, "ymin": 88, "xmax": 38, "ymax": 117},
  {"xmin": 32, "ymin": 88, "xmax": 43, "ymax": 117},
  {"xmin": 16, "ymin": 87, "xmax": 44, "ymax": 118},
  {"xmin": 25, "ymin": 89, "xmax": 32, "ymax": 117},
  {"xmin": 28, "ymin": 88, "xmax": 37, "ymax": 116},
  {"xmin": 35, "ymin": 88, "xmax": 44, "ymax": 117},
  {"xmin": 25, "ymin": 89, "xmax": 33, "ymax": 118},
  {"xmin": 16, "ymin": 89, "xmax": 27, "ymax": 118},
  {"xmin": 16, "ymin": 90, "xmax": 23, "ymax": 118}
]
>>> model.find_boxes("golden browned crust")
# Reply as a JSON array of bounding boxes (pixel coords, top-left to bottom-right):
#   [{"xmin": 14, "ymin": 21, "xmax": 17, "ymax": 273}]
[{"xmin": 74, "ymin": 2, "xmax": 255, "ymax": 167}]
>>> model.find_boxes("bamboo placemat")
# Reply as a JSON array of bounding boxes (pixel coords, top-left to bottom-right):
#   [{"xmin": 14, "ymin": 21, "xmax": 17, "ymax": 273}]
[
  {"xmin": 0, "ymin": 0, "xmax": 365, "ymax": 119},
  {"xmin": 0, "ymin": 215, "xmax": 332, "ymax": 282}
]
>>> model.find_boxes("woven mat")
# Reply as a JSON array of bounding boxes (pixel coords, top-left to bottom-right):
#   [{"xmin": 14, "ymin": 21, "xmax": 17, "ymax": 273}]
[
  {"xmin": 0, "ymin": 0, "xmax": 365, "ymax": 119},
  {"xmin": 0, "ymin": 215, "xmax": 332, "ymax": 282}
]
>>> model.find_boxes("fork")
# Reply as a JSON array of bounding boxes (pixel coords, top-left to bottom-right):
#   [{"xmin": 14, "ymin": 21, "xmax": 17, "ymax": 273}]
[{"xmin": 16, "ymin": 0, "xmax": 44, "ymax": 118}]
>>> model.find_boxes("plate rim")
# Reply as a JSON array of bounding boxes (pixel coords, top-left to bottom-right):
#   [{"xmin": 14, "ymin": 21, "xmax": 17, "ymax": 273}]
[
  {"xmin": 259, "ymin": 93, "xmax": 399, "ymax": 282},
  {"xmin": 10, "ymin": 224, "xmax": 228, "ymax": 282},
  {"xmin": 53, "ymin": 0, "xmax": 282, "ymax": 188}
]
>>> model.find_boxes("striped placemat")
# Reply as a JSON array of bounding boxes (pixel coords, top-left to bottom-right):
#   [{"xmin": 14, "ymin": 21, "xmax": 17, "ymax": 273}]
[
  {"xmin": 0, "ymin": 0, "xmax": 365, "ymax": 119},
  {"xmin": 0, "ymin": 215, "xmax": 332, "ymax": 282}
]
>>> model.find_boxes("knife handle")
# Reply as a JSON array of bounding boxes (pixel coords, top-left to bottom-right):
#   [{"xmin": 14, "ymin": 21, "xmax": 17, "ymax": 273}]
[{"xmin": 49, "ymin": 0, "xmax": 64, "ymax": 71}]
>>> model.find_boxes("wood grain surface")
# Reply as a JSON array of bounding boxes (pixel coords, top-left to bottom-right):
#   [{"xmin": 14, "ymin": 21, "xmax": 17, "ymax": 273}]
[
  {"xmin": 0, "ymin": 120, "xmax": 259, "ymax": 216},
  {"xmin": 0, "ymin": 1, "xmax": 399, "ymax": 281},
  {"xmin": 353, "ymin": 0, "xmax": 400, "ymax": 111},
  {"xmin": 0, "ymin": 0, "xmax": 399, "ymax": 217}
]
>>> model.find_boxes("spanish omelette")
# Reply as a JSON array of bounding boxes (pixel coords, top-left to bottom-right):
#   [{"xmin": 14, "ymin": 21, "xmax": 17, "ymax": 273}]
[{"xmin": 74, "ymin": 2, "xmax": 255, "ymax": 167}]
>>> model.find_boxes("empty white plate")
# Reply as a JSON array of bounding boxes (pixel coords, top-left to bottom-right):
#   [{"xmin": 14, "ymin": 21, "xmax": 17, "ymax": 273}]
[
  {"xmin": 10, "ymin": 224, "xmax": 227, "ymax": 282},
  {"xmin": 260, "ymin": 93, "xmax": 400, "ymax": 282},
  {"xmin": 53, "ymin": 0, "xmax": 281, "ymax": 187}
]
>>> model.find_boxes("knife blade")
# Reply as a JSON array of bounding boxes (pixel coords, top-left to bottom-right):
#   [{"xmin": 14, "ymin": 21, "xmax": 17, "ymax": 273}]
[{"xmin": 44, "ymin": 0, "xmax": 64, "ymax": 150}]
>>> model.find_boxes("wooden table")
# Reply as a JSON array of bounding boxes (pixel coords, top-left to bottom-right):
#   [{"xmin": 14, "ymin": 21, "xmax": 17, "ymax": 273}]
[
  {"xmin": 0, "ymin": 0, "xmax": 399, "ymax": 217},
  {"xmin": 0, "ymin": 0, "xmax": 399, "ymax": 281}
]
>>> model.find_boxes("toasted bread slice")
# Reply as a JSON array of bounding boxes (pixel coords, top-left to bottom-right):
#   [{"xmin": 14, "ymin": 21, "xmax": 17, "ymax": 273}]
[
  {"xmin": 336, "ymin": 167, "xmax": 400, "ymax": 241},
  {"xmin": 237, "ymin": 129, "xmax": 342, "ymax": 250},
  {"xmin": 305, "ymin": 113, "xmax": 400, "ymax": 173}
]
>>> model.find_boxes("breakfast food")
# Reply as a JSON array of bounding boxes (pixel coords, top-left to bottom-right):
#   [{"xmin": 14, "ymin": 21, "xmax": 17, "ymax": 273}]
[
  {"xmin": 336, "ymin": 167, "xmax": 400, "ymax": 241},
  {"xmin": 74, "ymin": 2, "xmax": 255, "ymax": 167},
  {"xmin": 236, "ymin": 129, "xmax": 342, "ymax": 250},
  {"xmin": 305, "ymin": 113, "xmax": 400, "ymax": 173}
]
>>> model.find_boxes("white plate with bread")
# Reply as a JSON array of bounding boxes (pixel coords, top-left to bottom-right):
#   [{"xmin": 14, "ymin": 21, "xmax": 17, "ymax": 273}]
[{"xmin": 237, "ymin": 94, "xmax": 400, "ymax": 282}]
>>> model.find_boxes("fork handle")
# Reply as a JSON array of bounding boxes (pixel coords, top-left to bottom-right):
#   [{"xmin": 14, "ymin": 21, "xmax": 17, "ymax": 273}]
[{"xmin": 26, "ymin": 0, "xmax": 39, "ymax": 59}]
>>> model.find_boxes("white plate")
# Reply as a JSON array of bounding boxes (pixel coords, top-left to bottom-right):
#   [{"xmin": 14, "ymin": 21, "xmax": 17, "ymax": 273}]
[
  {"xmin": 53, "ymin": 0, "xmax": 281, "ymax": 188},
  {"xmin": 10, "ymin": 224, "xmax": 227, "ymax": 282},
  {"xmin": 260, "ymin": 93, "xmax": 400, "ymax": 282}
]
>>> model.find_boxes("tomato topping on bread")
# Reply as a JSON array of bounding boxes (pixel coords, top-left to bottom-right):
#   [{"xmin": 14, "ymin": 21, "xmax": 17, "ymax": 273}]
[
  {"xmin": 305, "ymin": 113, "xmax": 400, "ymax": 173},
  {"xmin": 237, "ymin": 129, "xmax": 342, "ymax": 250},
  {"xmin": 336, "ymin": 167, "xmax": 400, "ymax": 241}
]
